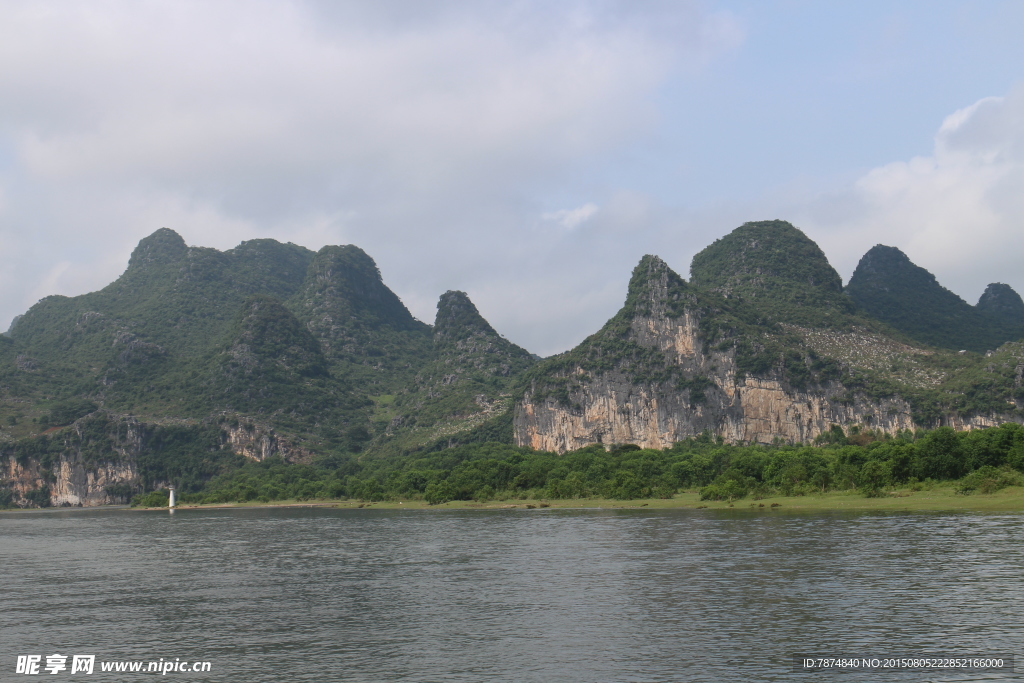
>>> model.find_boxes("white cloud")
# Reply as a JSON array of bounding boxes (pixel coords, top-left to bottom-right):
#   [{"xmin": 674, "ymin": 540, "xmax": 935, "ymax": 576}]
[
  {"xmin": 542, "ymin": 203, "xmax": 598, "ymax": 230},
  {"xmin": 0, "ymin": 0, "xmax": 742, "ymax": 354},
  {"xmin": 799, "ymin": 85, "xmax": 1024, "ymax": 303}
]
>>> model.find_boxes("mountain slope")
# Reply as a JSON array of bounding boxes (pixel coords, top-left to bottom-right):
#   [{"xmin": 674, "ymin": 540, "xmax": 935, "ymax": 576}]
[
  {"xmin": 371, "ymin": 290, "xmax": 536, "ymax": 455},
  {"xmin": 515, "ymin": 253, "xmax": 882, "ymax": 451},
  {"xmin": 0, "ymin": 230, "xmax": 430, "ymax": 453},
  {"xmin": 845, "ymin": 245, "xmax": 1024, "ymax": 352},
  {"xmin": 515, "ymin": 223, "xmax": 1024, "ymax": 452},
  {"xmin": 5, "ymin": 220, "xmax": 1024, "ymax": 508},
  {"xmin": 288, "ymin": 245, "xmax": 432, "ymax": 393},
  {"xmin": 689, "ymin": 219, "xmax": 854, "ymax": 325}
]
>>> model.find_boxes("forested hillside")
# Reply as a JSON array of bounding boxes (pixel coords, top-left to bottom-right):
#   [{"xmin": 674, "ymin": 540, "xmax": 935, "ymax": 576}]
[
  {"xmin": 3, "ymin": 221, "xmax": 1024, "ymax": 507},
  {"xmin": 845, "ymin": 244, "xmax": 1024, "ymax": 352}
]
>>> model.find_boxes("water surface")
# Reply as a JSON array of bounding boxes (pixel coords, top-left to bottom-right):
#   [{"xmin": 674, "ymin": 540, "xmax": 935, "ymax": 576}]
[{"xmin": 2, "ymin": 507, "xmax": 1021, "ymax": 681}]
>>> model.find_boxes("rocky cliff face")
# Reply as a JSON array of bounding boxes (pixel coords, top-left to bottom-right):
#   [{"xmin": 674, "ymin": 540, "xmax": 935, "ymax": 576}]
[
  {"xmin": 0, "ymin": 413, "xmax": 314, "ymax": 507},
  {"xmin": 513, "ymin": 251, "xmax": 1015, "ymax": 453},
  {"xmin": 3, "ymin": 454, "xmax": 140, "ymax": 507},
  {"xmin": 515, "ymin": 372, "xmax": 921, "ymax": 452},
  {"xmin": 0, "ymin": 415, "xmax": 147, "ymax": 507},
  {"xmin": 515, "ymin": 305, "xmax": 918, "ymax": 451},
  {"xmin": 223, "ymin": 419, "xmax": 315, "ymax": 464}
]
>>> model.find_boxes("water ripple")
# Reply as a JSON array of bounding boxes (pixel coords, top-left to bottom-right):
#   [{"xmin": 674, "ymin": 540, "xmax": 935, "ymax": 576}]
[{"xmin": 1, "ymin": 508, "xmax": 1021, "ymax": 682}]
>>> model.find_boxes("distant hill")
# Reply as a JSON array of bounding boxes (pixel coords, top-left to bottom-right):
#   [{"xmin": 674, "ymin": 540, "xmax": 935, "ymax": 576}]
[
  {"xmin": 689, "ymin": 220, "xmax": 854, "ymax": 325},
  {"xmin": 845, "ymin": 245, "xmax": 1024, "ymax": 353},
  {"xmin": 3, "ymin": 221, "xmax": 1024, "ymax": 506},
  {"xmin": 0, "ymin": 228, "xmax": 523, "ymax": 460},
  {"xmin": 515, "ymin": 222, "xmax": 1024, "ymax": 451},
  {"xmin": 976, "ymin": 283, "xmax": 1024, "ymax": 326}
]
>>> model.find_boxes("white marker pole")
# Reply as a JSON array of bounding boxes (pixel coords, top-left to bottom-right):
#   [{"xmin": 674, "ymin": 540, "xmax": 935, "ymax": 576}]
[{"xmin": 168, "ymin": 486, "xmax": 176, "ymax": 509}]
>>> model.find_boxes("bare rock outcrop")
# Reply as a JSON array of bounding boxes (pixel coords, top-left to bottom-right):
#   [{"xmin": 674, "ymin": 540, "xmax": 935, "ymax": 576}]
[
  {"xmin": 223, "ymin": 419, "xmax": 315, "ymax": 464},
  {"xmin": 513, "ymin": 253, "xmax": 1017, "ymax": 452}
]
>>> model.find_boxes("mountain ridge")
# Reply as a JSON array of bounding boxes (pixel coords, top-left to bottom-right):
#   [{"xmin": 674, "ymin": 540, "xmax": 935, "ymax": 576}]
[
  {"xmin": 845, "ymin": 244, "xmax": 1024, "ymax": 352},
  {"xmin": 3, "ymin": 221, "xmax": 1024, "ymax": 505}
]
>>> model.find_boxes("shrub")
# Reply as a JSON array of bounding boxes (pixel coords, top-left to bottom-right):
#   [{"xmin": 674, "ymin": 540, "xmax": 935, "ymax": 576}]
[
  {"xmin": 24, "ymin": 486, "xmax": 51, "ymax": 507},
  {"xmin": 607, "ymin": 471, "xmax": 650, "ymax": 500},
  {"xmin": 424, "ymin": 480, "xmax": 456, "ymax": 505},
  {"xmin": 956, "ymin": 466, "xmax": 1024, "ymax": 495},
  {"xmin": 131, "ymin": 489, "xmax": 170, "ymax": 507},
  {"xmin": 474, "ymin": 485, "xmax": 495, "ymax": 502},
  {"xmin": 104, "ymin": 483, "xmax": 134, "ymax": 502},
  {"xmin": 699, "ymin": 479, "xmax": 746, "ymax": 501}
]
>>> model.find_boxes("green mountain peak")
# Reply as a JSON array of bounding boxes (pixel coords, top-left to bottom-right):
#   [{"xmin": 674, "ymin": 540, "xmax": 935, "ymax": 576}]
[
  {"xmin": 977, "ymin": 283, "xmax": 1024, "ymax": 323},
  {"xmin": 689, "ymin": 220, "xmax": 850, "ymax": 323},
  {"xmin": 619, "ymin": 255, "xmax": 688, "ymax": 316},
  {"xmin": 434, "ymin": 290, "xmax": 498, "ymax": 341},
  {"xmin": 631, "ymin": 254, "xmax": 675, "ymax": 286},
  {"xmin": 846, "ymin": 244, "xmax": 1024, "ymax": 352},
  {"xmin": 432, "ymin": 290, "xmax": 533, "ymax": 370},
  {"xmin": 294, "ymin": 245, "xmax": 422, "ymax": 334},
  {"xmin": 127, "ymin": 228, "xmax": 188, "ymax": 269}
]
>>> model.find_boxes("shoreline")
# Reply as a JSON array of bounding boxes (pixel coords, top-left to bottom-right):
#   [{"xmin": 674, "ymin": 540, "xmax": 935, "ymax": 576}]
[
  {"xmin": 5, "ymin": 485, "xmax": 1023, "ymax": 514},
  {"xmin": 155, "ymin": 484, "xmax": 1024, "ymax": 513}
]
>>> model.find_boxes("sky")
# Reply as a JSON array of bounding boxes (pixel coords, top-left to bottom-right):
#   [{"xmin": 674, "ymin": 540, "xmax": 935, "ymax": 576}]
[{"xmin": 2, "ymin": 0, "xmax": 1024, "ymax": 357}]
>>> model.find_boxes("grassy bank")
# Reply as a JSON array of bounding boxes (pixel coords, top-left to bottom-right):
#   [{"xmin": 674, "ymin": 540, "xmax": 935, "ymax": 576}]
[{"xmin": 161, "ymin": 483, "xmax": 1024, "ymax": 513}]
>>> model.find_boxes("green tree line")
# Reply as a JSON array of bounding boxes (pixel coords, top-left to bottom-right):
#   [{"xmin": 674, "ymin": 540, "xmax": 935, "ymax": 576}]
[{"xmin": 172, "ymin": 424, "xmax": 1024, "ymax": 506}]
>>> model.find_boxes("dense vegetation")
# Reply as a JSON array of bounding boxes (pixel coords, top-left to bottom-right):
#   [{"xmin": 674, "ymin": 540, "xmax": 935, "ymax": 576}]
[
  {"xmin": 689, "ymin": 220, "xmax": 855, "ymax": 326},
  {"xmin": 0, "ymin": 229, "xmax": 516, "ymax": 458},
  {"xmin": 4, "ymin": 222, "xmax": 1024, "ymax": 509},
  {"xmin": 370, "ymin": 291, "xmax": 535, "ymax": 456},
  {"xmin": 846, "ymin": 245, "xmax": 1024, "ymax": 353},
  {"xmin": 160, "ymin": 424, "xmax": 1024, "ymax": 507}
]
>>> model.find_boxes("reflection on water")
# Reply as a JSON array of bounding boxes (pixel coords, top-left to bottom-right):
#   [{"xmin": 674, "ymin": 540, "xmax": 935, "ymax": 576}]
[{"xmin": 2, "ymin": 507, "xmax": 1021, "ymax": 681}]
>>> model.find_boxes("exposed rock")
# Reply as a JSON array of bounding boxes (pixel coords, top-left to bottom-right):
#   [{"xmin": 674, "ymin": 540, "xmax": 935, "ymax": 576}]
[
  {"xmin": 1, "ymin": 416, "xmax": 147, "ymax": 507},
  {"xmin": 514, "ymin": 316, "xmax": 918, "ymax": 451},
  {"xmin": 2, "ymin": 455, "xmax": 139, "ymax": 507},
  {"xmin": 0, "ymin": 413, "xmax": 316, "ymax": 507},
  {"xmin": 223, "ymin": 419, "xmax": 315, "ymax": 464},
  {"xmin": 516, "ymin": 366, "xmax": 999, "ymax": 454},
  {"xmin": 514, "ymin": 252, "xmax": 1019, "ymax": 452}
]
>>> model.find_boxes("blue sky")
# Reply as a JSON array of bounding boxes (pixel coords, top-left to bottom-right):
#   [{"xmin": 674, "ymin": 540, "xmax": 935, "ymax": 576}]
[
  {"xmin": 629, "ymin": 0, "xmax": 1024, "ymax": 203},
  {"xmin": 1, "ymin": 0, "xmax": 1023, "ymax": 355}
]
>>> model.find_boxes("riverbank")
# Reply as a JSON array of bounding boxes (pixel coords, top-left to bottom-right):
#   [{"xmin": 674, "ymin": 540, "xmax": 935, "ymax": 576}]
[{"xmin": 156, "ymin": 483, "xmax": 1024, "ymax": 513}]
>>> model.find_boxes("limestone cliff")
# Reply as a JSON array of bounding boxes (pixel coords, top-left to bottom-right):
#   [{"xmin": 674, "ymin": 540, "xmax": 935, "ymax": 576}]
[
  {"xmin": 514, "ymin": 252, "xmax": 1018, "ymax": 452},
  {"xmin": 223, "ymin": 419, "xmax": 315, "ymax": 464},
  {"xmin": 2, "ymin": 451, "xmax": 140, "ymax": 507},
  {"xmin": 0, "ymin": 412, "xmax": 313, "ymax": 507},
  {"xmin": 0, "ymin": 414, "xmax": 147, "ymax": 507}
]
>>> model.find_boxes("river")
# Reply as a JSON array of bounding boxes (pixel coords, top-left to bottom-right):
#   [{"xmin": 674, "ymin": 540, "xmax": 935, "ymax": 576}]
[{"xmin": 2, "ymin": 507, "xmax": 1020, "ymax": 681}]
